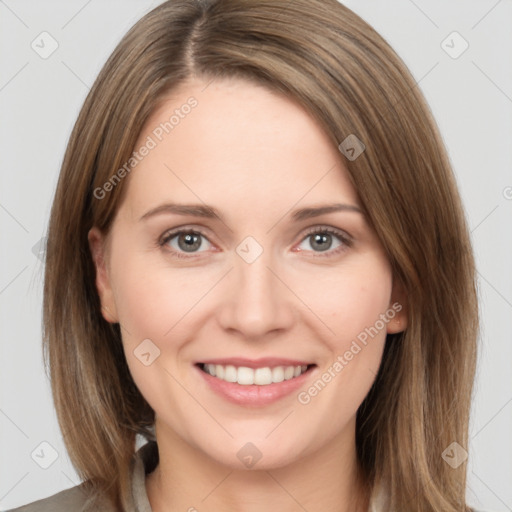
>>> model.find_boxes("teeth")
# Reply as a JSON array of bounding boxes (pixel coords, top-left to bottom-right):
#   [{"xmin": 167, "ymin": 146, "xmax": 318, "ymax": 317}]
[
  {"xmin": 271, "ymin": 366, "xmax": 284, "ymax": 383},
  {"xmin": 238, "ymin": 366, "xmax": 254, "ymax": 385},
  {"xmin": 224, "ymin": 365, "xmax": 237, "ymax": 382},
  {"xmin": 203, "ymin": 364, "xmax": 309, "ymax": 386}
]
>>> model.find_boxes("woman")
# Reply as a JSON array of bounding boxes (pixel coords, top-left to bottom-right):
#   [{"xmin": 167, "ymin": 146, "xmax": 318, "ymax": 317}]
[{"xmin": 10, "ymin": 0, "xmax": 487, "ymax": 511}]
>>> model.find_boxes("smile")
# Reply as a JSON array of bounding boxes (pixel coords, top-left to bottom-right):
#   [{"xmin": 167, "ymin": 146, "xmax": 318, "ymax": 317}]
[
  {"xmin": 199, "ymin": 363, "xmax": 311, "ymax": 386},
  {"xmin": 195, "ymin": 357, "xmax": 317, "ymax": 406}
]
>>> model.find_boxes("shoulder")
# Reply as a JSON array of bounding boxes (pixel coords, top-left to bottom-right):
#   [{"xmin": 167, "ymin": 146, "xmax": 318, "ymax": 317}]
[
  {"xmin": 6, "ymin": 439, "xmax": 158, "ymax": 512},
  {"xmin": 5, "ymin": 483, "xmax": 113, "ymax": 512},
  {"xmin": 369, "ymin": 482, "xmax": 495, "ymax": 512}
]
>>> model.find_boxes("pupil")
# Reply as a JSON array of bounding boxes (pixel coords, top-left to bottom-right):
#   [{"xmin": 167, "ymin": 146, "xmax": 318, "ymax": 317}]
[
  {"xmin": 179, "ymin": 233, "xmax": 201, "ymax": 252},
  {"xmin": 312, "ymin": 233, "xmax": 331, "ymax": 251}
]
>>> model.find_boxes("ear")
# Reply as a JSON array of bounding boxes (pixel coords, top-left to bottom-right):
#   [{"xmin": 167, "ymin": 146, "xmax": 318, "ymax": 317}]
[
  {"xmin": 88, "ymin": 226, "xmax": 119, "ymax": 323},
  {"xmin": 386, "ymin": 276, "xmax": 408, "ymax": 334}
]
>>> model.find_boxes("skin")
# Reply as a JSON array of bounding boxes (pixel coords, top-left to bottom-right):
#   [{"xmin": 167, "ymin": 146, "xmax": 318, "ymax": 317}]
[{"xmin": 89, "ymin": 77, "xmax": 408, "ymax": 512}]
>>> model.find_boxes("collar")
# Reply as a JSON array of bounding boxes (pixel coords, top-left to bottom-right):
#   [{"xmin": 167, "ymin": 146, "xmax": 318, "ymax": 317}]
[{"xmin": 130, "ymin": 440, "xmax": 158, "ymax": 512}]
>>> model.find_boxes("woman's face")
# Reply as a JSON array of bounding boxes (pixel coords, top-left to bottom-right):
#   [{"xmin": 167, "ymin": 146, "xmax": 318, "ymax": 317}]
[{"xmin": 89, "ymin": 77, "xmax": 406, "ymax": 469}]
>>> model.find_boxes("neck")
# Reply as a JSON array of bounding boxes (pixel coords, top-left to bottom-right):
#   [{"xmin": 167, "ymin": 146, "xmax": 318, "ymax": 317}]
[{"xmin": 146, "ymin": 418, "xmax": 371, "ymax": 512}]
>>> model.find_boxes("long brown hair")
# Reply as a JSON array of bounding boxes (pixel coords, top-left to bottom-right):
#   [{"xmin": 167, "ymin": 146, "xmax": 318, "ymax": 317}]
[{"xmin": 43, "ymin": 0, "xmax": 479, "ymax": 510}]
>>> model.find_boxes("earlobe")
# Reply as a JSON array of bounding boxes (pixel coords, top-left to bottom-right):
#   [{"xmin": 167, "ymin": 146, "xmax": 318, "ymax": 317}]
[
  {"xmin": 88, "ymin": 227, "xmax": 119, "ymax": 323},
  {"xmin": 387, "ymin": 315, "xmax": 405, "ymax": 334},
  {"xmin": 387, "ymin": 277, "xmax": 408, "ymax": 334}
]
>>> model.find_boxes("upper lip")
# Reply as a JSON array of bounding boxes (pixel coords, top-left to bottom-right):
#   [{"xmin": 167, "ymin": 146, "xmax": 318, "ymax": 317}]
[{"xmin": 197, "ymin": 357, "xmax": 315, "ymax": 369}]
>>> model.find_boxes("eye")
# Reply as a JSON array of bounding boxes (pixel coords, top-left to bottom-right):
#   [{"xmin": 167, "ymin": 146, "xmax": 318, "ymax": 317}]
[
  {"xmin": 159, "ymin": 228, "xmax": 213, "ymax": 259},
  {"xmin": 158, "ymin": 225, "xmax": 352, "ymax": 260},
  {"xmin": 295, "ymin": 226, "xmax": 352, "ymax": 257}
]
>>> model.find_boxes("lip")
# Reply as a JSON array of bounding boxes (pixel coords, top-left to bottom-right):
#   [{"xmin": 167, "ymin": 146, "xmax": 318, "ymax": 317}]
[
  {"xmin": 195, "ymin": 361, "xmax": 317, "ymax": 407},
  {"xmin": 197, "ymin": 357, "xmax": 313, "ymax": 369}
]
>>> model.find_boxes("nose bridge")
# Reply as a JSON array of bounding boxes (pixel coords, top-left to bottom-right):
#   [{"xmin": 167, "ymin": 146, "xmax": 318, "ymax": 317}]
[
  {"xmin": 218, "ymin": 235, "xmax": 294, "ymax": 338},
  {"xmin": 237, "ymin": 243, "xmax": 274, "ymax": 298}
]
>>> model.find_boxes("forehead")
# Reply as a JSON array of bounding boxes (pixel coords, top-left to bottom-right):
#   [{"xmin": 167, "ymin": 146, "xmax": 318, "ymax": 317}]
[{"xmin": 120, "ymin": 77, "xmax": 360, "ymax": 219}]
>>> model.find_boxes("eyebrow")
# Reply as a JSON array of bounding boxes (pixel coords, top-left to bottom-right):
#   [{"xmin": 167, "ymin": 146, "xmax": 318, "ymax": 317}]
[{"xmin": 139, "ymin": 202, "xmax": 363, "ymax": 222}]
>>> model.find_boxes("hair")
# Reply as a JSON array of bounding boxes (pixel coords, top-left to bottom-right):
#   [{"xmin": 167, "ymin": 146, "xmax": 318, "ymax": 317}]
[{"xmin": 43, "ymin": 0, "xmax": 479, "ymax": 510}]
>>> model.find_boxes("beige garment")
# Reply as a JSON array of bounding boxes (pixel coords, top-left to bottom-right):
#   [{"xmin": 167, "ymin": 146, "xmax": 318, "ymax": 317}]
[{"xmin": 7, "ymin": 441, "xmax": 488, "ymax": 512}]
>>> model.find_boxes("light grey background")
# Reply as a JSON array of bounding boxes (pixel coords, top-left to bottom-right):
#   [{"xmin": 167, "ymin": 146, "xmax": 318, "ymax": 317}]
[{"xmin": 1, "ymin": 1, "xmax": 511, "ymax": 510}]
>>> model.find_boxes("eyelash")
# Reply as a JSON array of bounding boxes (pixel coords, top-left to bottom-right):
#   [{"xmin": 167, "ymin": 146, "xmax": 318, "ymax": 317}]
[{"xmin": 158, "ymin": 225, "xmax": 353, "ymax": 260}]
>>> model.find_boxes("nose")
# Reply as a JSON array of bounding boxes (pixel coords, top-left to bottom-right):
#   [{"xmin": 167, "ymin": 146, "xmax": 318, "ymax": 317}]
[{"xmin": 217, "ymin": 244, "xmax": 296, "ymax": 340}]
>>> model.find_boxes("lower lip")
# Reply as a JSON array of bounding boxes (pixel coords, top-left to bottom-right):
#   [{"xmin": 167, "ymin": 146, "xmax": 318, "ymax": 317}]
[{"xmin": 195, "ymin": 364, "xmax": 316, "ymax": 407}]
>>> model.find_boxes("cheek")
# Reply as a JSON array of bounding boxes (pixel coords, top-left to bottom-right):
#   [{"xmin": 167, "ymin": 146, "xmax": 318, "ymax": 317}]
[
  {"xmin": 108, "ymin": 252, "xmax": 192, "ymax": 411},
  {"xmin": 109, "ymin": 250, "xmax": 207, "ymax": 342},
  {"xmin": 293, "ymin": 264, "xmax": 392, "ymax": 429},
  {"xmin": 299, "ymin": 256, "xmax": 393, "ymax": 343}
]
